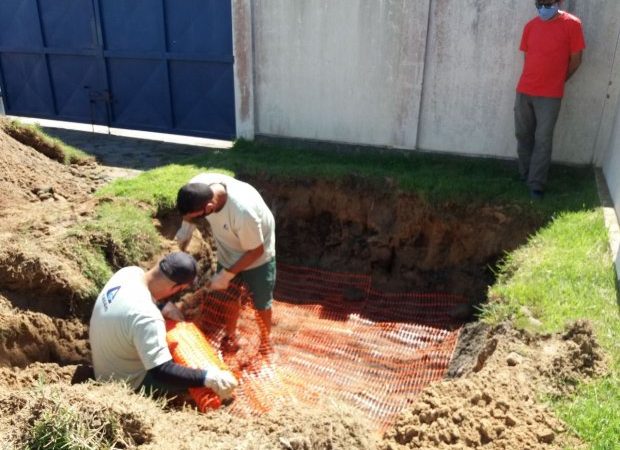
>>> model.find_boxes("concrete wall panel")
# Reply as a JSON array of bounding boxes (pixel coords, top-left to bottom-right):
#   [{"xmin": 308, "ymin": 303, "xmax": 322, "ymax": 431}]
[
  {"xmin": 253, "ymin": 0, "xmax": 430, "ymax": 148},
  {"xmin": 559, "ymin": 1, "xmax": 620, "ymax": 164},
  {"xmin": 604, "ymin": 88, "xmax": 620, "ymax": 232},
  {"xmin": 603, "ymin": 98, "xmax": 620, "ymax": 281},
  {"xmin": 418, "ymin": 0, "xmax": 528, "ymax": 157}
]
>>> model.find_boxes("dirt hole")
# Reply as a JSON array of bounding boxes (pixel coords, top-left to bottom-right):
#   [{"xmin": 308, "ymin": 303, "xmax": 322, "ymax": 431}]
[
  {"xmin": 160, "ymin": 174, "xmax": 539, "ymax": 313},
  {"xmin": 0, "ymin": 127, "xmax": 606, "ymax": 449}
]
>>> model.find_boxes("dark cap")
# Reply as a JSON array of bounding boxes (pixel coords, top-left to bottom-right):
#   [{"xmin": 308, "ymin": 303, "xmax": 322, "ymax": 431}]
[{"xmin": 159, "ymin": 252, "xmax": 197, "ymax": 285}]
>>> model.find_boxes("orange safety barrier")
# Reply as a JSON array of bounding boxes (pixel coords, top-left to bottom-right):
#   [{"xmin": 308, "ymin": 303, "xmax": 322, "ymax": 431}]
[
  {"xmin": 191, "ymin": 263, "xmax": 467, "ymax": 429},
  {"xmin": 165, "ymin": 320, "xmax": 235, "ymax": 411}
]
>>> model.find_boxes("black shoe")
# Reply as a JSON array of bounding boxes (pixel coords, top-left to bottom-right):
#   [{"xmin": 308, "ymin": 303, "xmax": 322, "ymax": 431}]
[{"xmin": 529, "ymin": 189, "xmax": 544, "ymax": 200}]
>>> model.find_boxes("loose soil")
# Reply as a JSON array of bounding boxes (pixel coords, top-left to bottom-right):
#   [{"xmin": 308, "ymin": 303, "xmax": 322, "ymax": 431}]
[{"xmin": 0, "ymin": 125, "xmax": 607, "ymax": 448}]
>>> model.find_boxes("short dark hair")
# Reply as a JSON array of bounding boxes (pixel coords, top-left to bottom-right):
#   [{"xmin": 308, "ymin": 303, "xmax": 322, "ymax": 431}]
[{"xmin": 176, "ymin": 183, "xmax": 213, "ymax": 215}]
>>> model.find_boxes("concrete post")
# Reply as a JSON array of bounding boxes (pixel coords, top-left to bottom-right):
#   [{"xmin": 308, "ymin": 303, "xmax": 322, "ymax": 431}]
[{"xmin": 232, "ymin": 0, "xmax": 255, "ymax": 140}]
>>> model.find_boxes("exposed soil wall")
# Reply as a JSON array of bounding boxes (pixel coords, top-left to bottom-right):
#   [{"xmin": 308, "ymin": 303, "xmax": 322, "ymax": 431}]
[{"xmin": 244, "ymin": 175, "xmax": 540, "ymax": 307}]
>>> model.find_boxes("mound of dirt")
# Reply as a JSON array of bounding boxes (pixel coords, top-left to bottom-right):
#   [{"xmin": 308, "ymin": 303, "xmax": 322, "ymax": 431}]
[
  {"xmin": 0, "ymin": 121, "xmax": 104, "ymax": 206},
  {"xmin": 0, "ymin": 126, "xmax": 112, "ymax": 309},
  {"xmin": 381, "ymin": 322, "xmax": 605, "ymax": 449},
  {"xmin": 0, "ymin": 294, "xmax": 90, "ymax": 369}
]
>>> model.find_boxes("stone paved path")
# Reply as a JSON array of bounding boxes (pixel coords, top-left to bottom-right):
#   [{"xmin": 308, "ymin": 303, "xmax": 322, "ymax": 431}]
[{"xmin": 43, "ymin": 127, "xmax": 227, "ymax": 171}]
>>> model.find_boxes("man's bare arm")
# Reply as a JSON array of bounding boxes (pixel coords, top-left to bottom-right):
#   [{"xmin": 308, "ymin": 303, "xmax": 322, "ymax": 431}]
[
  {"xmin": 567, "ymin": 51, "xmax": 583, "ymax": 80},
  {"xmin": 228, "ymin": 244, "xmax": 264, "ymax": 275}
]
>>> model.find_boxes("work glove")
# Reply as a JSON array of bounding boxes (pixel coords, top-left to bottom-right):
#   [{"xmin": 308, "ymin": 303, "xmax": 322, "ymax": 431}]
[
  {"xmin": 174, "ymin": 221, "xmax": 196, "ymax": 251},
  {"xmin": 161, "ymin": 301, "xmax": 184, "ymax": 322},
  {"xmin": 203, "ymin": 366, "xmax": 238, "ymax": 400},
  {"xmin": 209, "ymin": 269, "xmax": 235, "ymax": 291}
]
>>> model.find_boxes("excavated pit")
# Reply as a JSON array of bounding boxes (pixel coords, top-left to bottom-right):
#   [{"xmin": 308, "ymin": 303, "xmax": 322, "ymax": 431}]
[
  {"xmin": 0, "ymin": 168, "xmax": 542, "ymax": 374},
  {"xmin": 0, "ymin": 127, "xmax": 601, "ymax": 448},
  {"xmin": 164, "ymin": 175, "xmax": 538, "ymax": 307}
]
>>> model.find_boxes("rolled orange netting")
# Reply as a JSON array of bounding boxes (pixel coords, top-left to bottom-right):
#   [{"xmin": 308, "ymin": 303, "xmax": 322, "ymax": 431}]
[{"xmin": 165, "ymin": 320, "xmax": 236, "ymax": 411}]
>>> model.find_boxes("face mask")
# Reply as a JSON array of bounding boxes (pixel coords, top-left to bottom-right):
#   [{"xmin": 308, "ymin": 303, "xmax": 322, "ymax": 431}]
[{"xmin": 537, "ymin": 5, "xmax": 559, "ymax": 21}]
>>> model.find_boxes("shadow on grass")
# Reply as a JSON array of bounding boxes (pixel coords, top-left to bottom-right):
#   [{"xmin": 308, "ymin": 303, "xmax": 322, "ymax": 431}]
[{"xmin": 41, "ymin": 127, "xmax": 224, "ymax": 171}]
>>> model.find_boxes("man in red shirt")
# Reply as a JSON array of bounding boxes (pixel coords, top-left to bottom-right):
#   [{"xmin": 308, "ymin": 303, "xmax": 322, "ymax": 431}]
[{"xmin": 515, "ymin": 0, "xmax": 585, "ymax": 199}]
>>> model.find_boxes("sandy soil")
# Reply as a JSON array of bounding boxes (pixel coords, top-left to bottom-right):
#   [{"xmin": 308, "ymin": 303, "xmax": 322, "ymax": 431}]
[{"xmin": 0, "ymin": 125, "xmax": 607, "ymax": 448}]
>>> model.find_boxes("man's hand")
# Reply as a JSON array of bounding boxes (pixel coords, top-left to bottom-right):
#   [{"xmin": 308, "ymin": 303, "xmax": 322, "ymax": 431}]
[
  {"xmin": 161, "ymin": 301, "xmax": 184, "ymax": 322},
  {"xmin": 203, "ymin": 366, "xmax": 238, "ymax": 400},
  {"xmin": 209, "ymin": 269, "xmax": 235, "ymax": 290},
  {"xmin": 174, "ymin": 221, "xmax": 196, "ymax": 251}
]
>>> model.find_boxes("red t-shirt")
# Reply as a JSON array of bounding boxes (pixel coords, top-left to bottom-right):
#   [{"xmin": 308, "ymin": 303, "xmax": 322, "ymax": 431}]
[{"xmin": 516, "ymin": 11, "xmax": 586, "ymax": 98}]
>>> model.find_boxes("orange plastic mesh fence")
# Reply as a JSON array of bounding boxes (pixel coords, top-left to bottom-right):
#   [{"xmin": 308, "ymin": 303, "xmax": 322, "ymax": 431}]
[
  {"xmin": 195, "ymin": 263, "xmax": 466, "ymax": 429},
  {"xmin": 166, "ymin": 320, "xmax": 234, "ymax": 411}
]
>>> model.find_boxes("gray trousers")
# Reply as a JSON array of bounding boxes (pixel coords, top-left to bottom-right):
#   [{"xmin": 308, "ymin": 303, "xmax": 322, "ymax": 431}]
[{"xmin": 514, "ymin": 93, "xmax": 562, "ymax": 192}]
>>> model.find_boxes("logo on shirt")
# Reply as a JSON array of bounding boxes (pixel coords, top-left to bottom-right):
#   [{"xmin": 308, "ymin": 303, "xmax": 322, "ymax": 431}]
[
  {"xmin": 223, "ymin": 224, "xmax": 229, "ymax": 231},
  {"xmin": 102, "ymin": 286, "xmax": 120, "ymax": 311}
]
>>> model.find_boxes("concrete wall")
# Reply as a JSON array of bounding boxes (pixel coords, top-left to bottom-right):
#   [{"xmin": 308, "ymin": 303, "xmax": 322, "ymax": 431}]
[
  {"xmin": 603, "ymin": 74, "xmax": 620, "ymax": 281},
  {"xmin": 233, "ymin": 0, "xmax": 255, "ymax": 140},
  {"xmin": 417, "ymin": 0, "xmax": 527, "ymax": 157},
  {"xmin": 250, "ymin": 0, "xmax": 620, "ymax": 165},
  {"xmin": 252, "ymin": 0, "xmax": 430, "ymax": 148}
]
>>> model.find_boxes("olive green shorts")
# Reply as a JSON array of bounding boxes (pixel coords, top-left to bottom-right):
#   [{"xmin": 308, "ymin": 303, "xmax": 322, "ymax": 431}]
[{"xmin": 220, "ymin": 259, "xmax": 276, "ymax": 310}]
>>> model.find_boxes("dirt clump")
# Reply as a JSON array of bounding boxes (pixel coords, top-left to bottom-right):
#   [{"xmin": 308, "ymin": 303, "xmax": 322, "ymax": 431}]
[
  {"xmin": 381, "ymin": 322, "xmax": 604, "ymax": 449},
  {"xmin": 540, "ymin": 319, "xmax": 606, "ymax": 396}
]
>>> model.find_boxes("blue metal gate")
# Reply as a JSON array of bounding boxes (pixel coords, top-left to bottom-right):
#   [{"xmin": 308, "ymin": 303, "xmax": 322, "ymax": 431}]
[{"xmin": 0, "ymin": 0, "xmax": 236, "ymax": 139}]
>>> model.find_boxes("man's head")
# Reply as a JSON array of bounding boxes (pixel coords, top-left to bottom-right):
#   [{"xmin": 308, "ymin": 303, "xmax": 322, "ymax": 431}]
[
  {"xmin": 176, "ymin": 183, "xmax": 214, "ymax": 220},
  {"xmin": 535, "ymin": 0, "xmax": 561, "ymax": 7},
  {"xmin": 148, "ymin": 251, "xmax": 198, "ymax": 301},
  {"xmin": 535, "ymin": 1, "xmax": 561, "ymax": 20}
]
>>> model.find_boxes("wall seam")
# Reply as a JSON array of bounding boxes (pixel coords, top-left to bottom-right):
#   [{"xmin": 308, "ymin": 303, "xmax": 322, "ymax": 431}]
[{"xmin": 414, "ymin": 0, "xmax": 433, "ymax": 150}]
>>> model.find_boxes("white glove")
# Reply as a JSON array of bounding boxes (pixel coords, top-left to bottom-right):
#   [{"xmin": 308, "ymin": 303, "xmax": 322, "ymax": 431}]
[
  {"xmin": 161, "ymin": 301, "xmax": 184, "ymax": 322},
  {"xmin": 209, "ymin": 269, "xmax": 235, "ymax": 290},
  {"xmin": 174, "ymin": 221, "xmax": 196, "ymax": 251},
  {"xmin": 203, "ymin": 366, "xmax": 238, "ymax": 400}
]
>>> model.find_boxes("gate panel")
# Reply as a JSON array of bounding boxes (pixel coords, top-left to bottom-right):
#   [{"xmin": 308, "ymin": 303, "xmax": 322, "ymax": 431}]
[
  {"xmin": 0, "ymin": 1, "xmax": 42, "ymax": 47},
  {"xmin": 38, "ymin": 0, "xmax": 97, "ymax": 49},
  {"xmin": 107, "ymin": 58, "xmax": 172, "ymax": 130},
  {"xmin": 48, "ymin": 55, "xmax": 106, "ymax": 122},
  {"xmin": 0, "ymin": 53, "xmax": 54, "ymax": 116},
  {"xmin": 0, "ymin": 0, "xmax": 236, "ymax": 139},
  {"xmin": 165, "ymin": 0, "xmax": 233, "ymax": 54},
  {"xmin": 169, "ymin": 61, "xmax": 235, "ymax": 135},
  {"xmin": 99, "ymin": 1, "xmax": 163, "ymax": 52}
]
